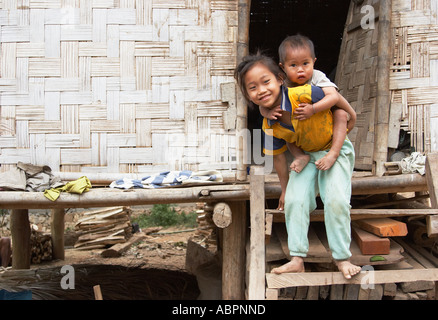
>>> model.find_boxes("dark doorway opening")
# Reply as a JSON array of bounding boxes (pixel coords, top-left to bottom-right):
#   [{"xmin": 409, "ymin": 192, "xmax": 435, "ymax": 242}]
[
  {"xmin": 245, "ymin": 0, "xmax": 351, "ymax": 209},
  {"xmin": 247, "ymin": 0, "xmax": 351, "ymax": 134}
]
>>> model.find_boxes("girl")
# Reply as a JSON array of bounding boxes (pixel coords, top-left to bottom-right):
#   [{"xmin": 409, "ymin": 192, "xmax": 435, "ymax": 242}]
[{"xmin": 234, "ymin": 53, "xmax": 361, "ymax": 279}]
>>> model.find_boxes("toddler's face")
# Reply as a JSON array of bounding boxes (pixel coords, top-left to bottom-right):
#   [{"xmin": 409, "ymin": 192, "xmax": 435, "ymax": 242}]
[
  {"xmin": 280, "ymin": 46, "xmax": 316, "ymax": 86},
  {"xmin": 244, "ymin": 63, "xmax": 283, "ymax": 109}
]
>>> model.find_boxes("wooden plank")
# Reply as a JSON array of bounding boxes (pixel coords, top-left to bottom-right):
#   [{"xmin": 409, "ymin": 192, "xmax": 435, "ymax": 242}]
[
  {"xmin": 247, "ymin": 166, "xmax": 265, "ymax": 300},
  {"xmin": 426, "ymin": 153, "xmax": 438, "ymax": 208},
  {"xmin": 353, "ymin": 218, "xmax": 408, "ymax": 237},
  {"xmin": 267, "ymin": 208, "xmax": 438, "ymax": 222},
  {"xmin": 266, "ymin": 268, "xmax": 438, "ymax": 289},
  {"xmin": 352, "ymin": 226, "xmax": 390, "ymax": 255}
]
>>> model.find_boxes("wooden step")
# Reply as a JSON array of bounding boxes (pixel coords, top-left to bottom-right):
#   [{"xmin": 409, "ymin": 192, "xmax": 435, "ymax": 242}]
[
  {"xmin": 353, "ymin": 218, "xmax": 408, "ymax": 237},
  {"xmin": 352, "ymin": 226, "xmax": 390, "ymax": 255}
]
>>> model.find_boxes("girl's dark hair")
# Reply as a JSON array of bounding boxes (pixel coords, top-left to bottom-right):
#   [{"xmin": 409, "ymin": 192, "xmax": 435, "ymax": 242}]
[{"xmin": 234, "ymin": 52, "xmax": 285, "ymax": 104}]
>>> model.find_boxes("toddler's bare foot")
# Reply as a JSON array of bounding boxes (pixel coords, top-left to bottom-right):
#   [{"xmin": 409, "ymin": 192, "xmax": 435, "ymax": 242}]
[
  {"xmin": 290, "ymin": 154, "xmax": 310, "ymax": 173},
  {"xmin": 315, "ymin": 152, "xmax": 337, "ymax": 171},
  {"xmin": 335, "ymin": 260, "xmax": 361, "ymax": 279},
  {"xmin": 271, "ymin": 257, "xmax": 305, "ymax": 274}
]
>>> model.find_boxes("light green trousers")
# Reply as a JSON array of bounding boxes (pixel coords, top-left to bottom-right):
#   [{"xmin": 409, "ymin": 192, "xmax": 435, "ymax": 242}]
[{"xmin": 284, "ymin": 139, "xmax": 355, "ymax": 261}]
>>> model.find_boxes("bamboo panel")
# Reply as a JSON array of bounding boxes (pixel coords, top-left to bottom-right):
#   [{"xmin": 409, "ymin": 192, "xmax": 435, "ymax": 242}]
[
  {"xmin": 337, "ymin": 0, "xmax": 438, "ymax": 165},
  {"xmin": 0, "ymin": 0, "xmax": 239, "ymax": 173}
]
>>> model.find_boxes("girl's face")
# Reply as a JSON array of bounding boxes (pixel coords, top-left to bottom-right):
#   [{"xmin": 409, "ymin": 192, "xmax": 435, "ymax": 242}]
[
  {"xmin": 280, "ymin": 46, "xmax": 316, "ymax": 86},
  {"xmin": 244, "ymin": 62, "xmax": 283, "ymax": 109}
]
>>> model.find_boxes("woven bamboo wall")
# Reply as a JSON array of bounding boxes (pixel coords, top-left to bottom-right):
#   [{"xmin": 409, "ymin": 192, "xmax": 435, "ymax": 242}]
[
  {"xmin": 391, "ymin": 0, "xmax": 438, "ymax": 154},
  {"xmin": 336, "ymin": 0, "xmax": 380, "ymax": 171},
  {"xmin": 0, "ymin": 0, "xmax": 239, "ymax": 175},
  {"xmin": 337, "ymin": 0, "xmax": 438, "ymax": 170}
]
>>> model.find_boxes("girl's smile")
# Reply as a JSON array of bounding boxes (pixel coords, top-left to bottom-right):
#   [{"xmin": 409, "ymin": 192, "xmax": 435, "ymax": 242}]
[{"xmin": 244, "ymin": 62, "xmax": 283, "ymax": 109}]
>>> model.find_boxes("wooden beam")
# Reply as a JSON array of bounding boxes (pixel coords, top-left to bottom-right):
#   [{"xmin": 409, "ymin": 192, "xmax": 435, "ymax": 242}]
[
  {"xmin": 352, "ymin": 226, "xmax": 390, "ymax": 255},
  {"xmin": 51, "ymin": 208, "xmax": 65, "ymax": 260},
  {"xmin": 353, "ymin": 218, "xmax": 408, "ymax": 237},
  {"xmin": 373, "ymin": 0, "xmax": 393, "ymax": 176},
  {"xmin": 10, "ymin": 209, "xmax": 31, "ymax": 269},
  {"xmin": 266, "ymin": 208, "xmax": 438, "ymax": 222},
  {"xmin": 266, "ymin": 268, "xmax": 438, "ymax": 288},
  {"xmin": 264, "ymin": 173, "xmax": 427, "ymax": 198},
  {"xmin": 247, "ymin": 166, "xmax": 266, "ymax": 300},
  {"xmin": 425, "ymin": 153, "xmax": 438, "ymax": 208},
  {"xmin": 0, "ymin": 173, "xmax": 428, "ymax": 210},
  {"xmin": 222, "ymin": 200, "xmax": 247, "ymax": 300}
]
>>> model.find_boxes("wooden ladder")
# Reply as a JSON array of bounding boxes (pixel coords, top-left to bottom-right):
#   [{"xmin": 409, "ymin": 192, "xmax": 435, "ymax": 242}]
[{"xmin": 246, "ymin": 153, "xmax": 438, "ymax": 300}]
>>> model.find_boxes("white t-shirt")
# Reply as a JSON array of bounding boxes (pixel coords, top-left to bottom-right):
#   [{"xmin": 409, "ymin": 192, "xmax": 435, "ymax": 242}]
[{"xmin": 310, "ymin": 70, "xmax": 338, "ymax": 89}]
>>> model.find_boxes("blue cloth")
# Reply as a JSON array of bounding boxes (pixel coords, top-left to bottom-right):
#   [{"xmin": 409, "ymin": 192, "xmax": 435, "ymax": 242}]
[
  {"xmin": 109, "ymin": 170, "xmax": 222, "ymax": 189},
  {"xmin": 0, "ymin": 289, "xmax": 32, "ymax": 300}
]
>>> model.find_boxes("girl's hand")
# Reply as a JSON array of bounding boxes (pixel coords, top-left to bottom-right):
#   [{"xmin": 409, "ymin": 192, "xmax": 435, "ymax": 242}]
[
  {"xmin": 294, "ymin": 103, "xmax": 314, "ymax": 120},
  {"xmin": 266, "ymin": 105, "xmax": 283, "ymax": 120},
  {"xmin": 277, "ymin": 192, "xmax": 285, "ymax": 211}
]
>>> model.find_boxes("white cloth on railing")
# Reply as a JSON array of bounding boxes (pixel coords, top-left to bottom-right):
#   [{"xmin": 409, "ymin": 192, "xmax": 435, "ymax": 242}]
[
  {"xmin": 109, "ymin": 170, "xmax": 223, "ymax": 189},
  {"xmin": 400, "ymin": 152, "xmax": 426, "ymax": 175}
]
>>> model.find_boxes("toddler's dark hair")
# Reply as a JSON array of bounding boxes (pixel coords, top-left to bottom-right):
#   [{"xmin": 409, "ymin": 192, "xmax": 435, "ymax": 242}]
[
  {"xmin": 278, "ymin": 34, "xmax": 316, "ymax": 64},
  {"xmin": 234, "ymin": 52, "xmax": 285, "ymax": 104}
]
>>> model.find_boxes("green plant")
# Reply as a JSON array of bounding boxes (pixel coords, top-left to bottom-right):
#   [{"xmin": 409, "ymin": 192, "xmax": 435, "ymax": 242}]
[{"xmin": 133, "ymin": 204, "xmax": 198, "ymax": 229}]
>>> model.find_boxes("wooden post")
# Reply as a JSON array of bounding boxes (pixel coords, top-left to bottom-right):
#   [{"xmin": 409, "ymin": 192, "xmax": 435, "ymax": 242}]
[
  {"xmin": 222, "ymin": 200, "xmax": 247, "ymax": 300},
  {"xmin": 51, "ymin": 208, "xmax": 65, "ymax": 260},
  {"xmin": 236, "ymin": 0, "xmax": 250, "ymax": 182},
  {"xmin": 373, "ymin": 0, "xmax": 393, "ymax": 176},
  {"xmin": 10, "ymin": 209, "xmax": 31, "ymax": 269},
  {"xmin": 425, "ymin": 153, "xmax": 438, "ymax": 208},
  {"xmin": 248, "ymin": 166, "xmax": 266, "ymax": 299}
]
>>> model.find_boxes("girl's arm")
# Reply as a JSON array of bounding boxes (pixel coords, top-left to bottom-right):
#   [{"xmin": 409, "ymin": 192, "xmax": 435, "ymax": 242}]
[
  {"xmin": 273, "ymin": 152, "xmax": 289, "ymax": 210},
  {"xmin": 336, "ymin": 93, "xmax": 356, "ymax": 132}
]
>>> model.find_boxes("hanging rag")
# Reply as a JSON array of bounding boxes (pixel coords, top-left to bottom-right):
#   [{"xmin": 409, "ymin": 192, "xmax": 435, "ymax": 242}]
[{"xmin": 44, "ymin": 176, "xmax": 92, "ymax": 201}]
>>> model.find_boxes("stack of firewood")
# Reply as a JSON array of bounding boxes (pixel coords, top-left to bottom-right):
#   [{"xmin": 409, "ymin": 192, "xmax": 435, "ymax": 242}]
[
  {"xmin": 30, "ymin": 225, "xmax": 52, "ymax": 264},
  {"xmin": 74, "ymin": 207, "xmax": 132, "ymax": 250}
]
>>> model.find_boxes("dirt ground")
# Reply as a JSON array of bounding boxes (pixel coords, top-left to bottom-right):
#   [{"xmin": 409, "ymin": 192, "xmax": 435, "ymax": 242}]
[
  {"xmin": 48, "ymin": 228, "xmax": 202, "ymax": 271},
  {"xmin": 35, "ymin": 204, "xmax": 215, "ymax": 273}
]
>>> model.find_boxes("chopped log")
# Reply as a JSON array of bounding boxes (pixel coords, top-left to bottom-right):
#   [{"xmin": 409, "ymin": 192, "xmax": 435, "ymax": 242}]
[
  {"xmin": 353, "ymin": 218, "xmax": 408, "ymax": 237},
  {"xmin": 30, "ymin": 225, "xmax": 53, "ymax": 264},
  {"xmin": 212, "ymin": 202, "xmax": 232, "ymax": 228},
  {"xmin": 352, "ymin": 226, "xmax": 390, "ymax": 255},
  {"xmin": 101, "ymin": 233, "xmax": 147, "ymax": 258}
]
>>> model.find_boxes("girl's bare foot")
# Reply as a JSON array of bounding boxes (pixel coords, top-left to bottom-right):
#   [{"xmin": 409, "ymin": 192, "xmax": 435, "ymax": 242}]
[
  {"xmin": 290, "ymin": 154, "xmax": 310, "ymax": 173},
  {"xmin": 271, "ymin": 257, "xmax": 305, "ymax": 274},
  {"xmin": 315, "ymin": 151, "xmax": 338, "ymax": 171},
  {"xmin": 335, "ymin": 260, "xmax": 361, "ymax": 279}
]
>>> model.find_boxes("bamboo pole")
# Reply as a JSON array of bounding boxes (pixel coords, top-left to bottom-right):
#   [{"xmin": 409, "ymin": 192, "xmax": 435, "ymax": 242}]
[
  {"xmin": 236, "ymin": 0, "xmax": 251, "ymax": 181},
  {"xmin": 373, "ymin": 0, "xmax": 393, "ymax": 176},
  {"xmin": 0, "ymin": 173, "xmax": 428, "ymax": 210}
]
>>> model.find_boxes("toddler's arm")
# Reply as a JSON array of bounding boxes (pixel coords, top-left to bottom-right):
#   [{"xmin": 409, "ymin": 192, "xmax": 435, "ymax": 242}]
[
  {"xmin": 294, "ymin": 86, "xmax": 339, "ymax": 120},
  {"xmin": 259, "ymin": 105, "xmax": 283, "ymax": 120}
]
